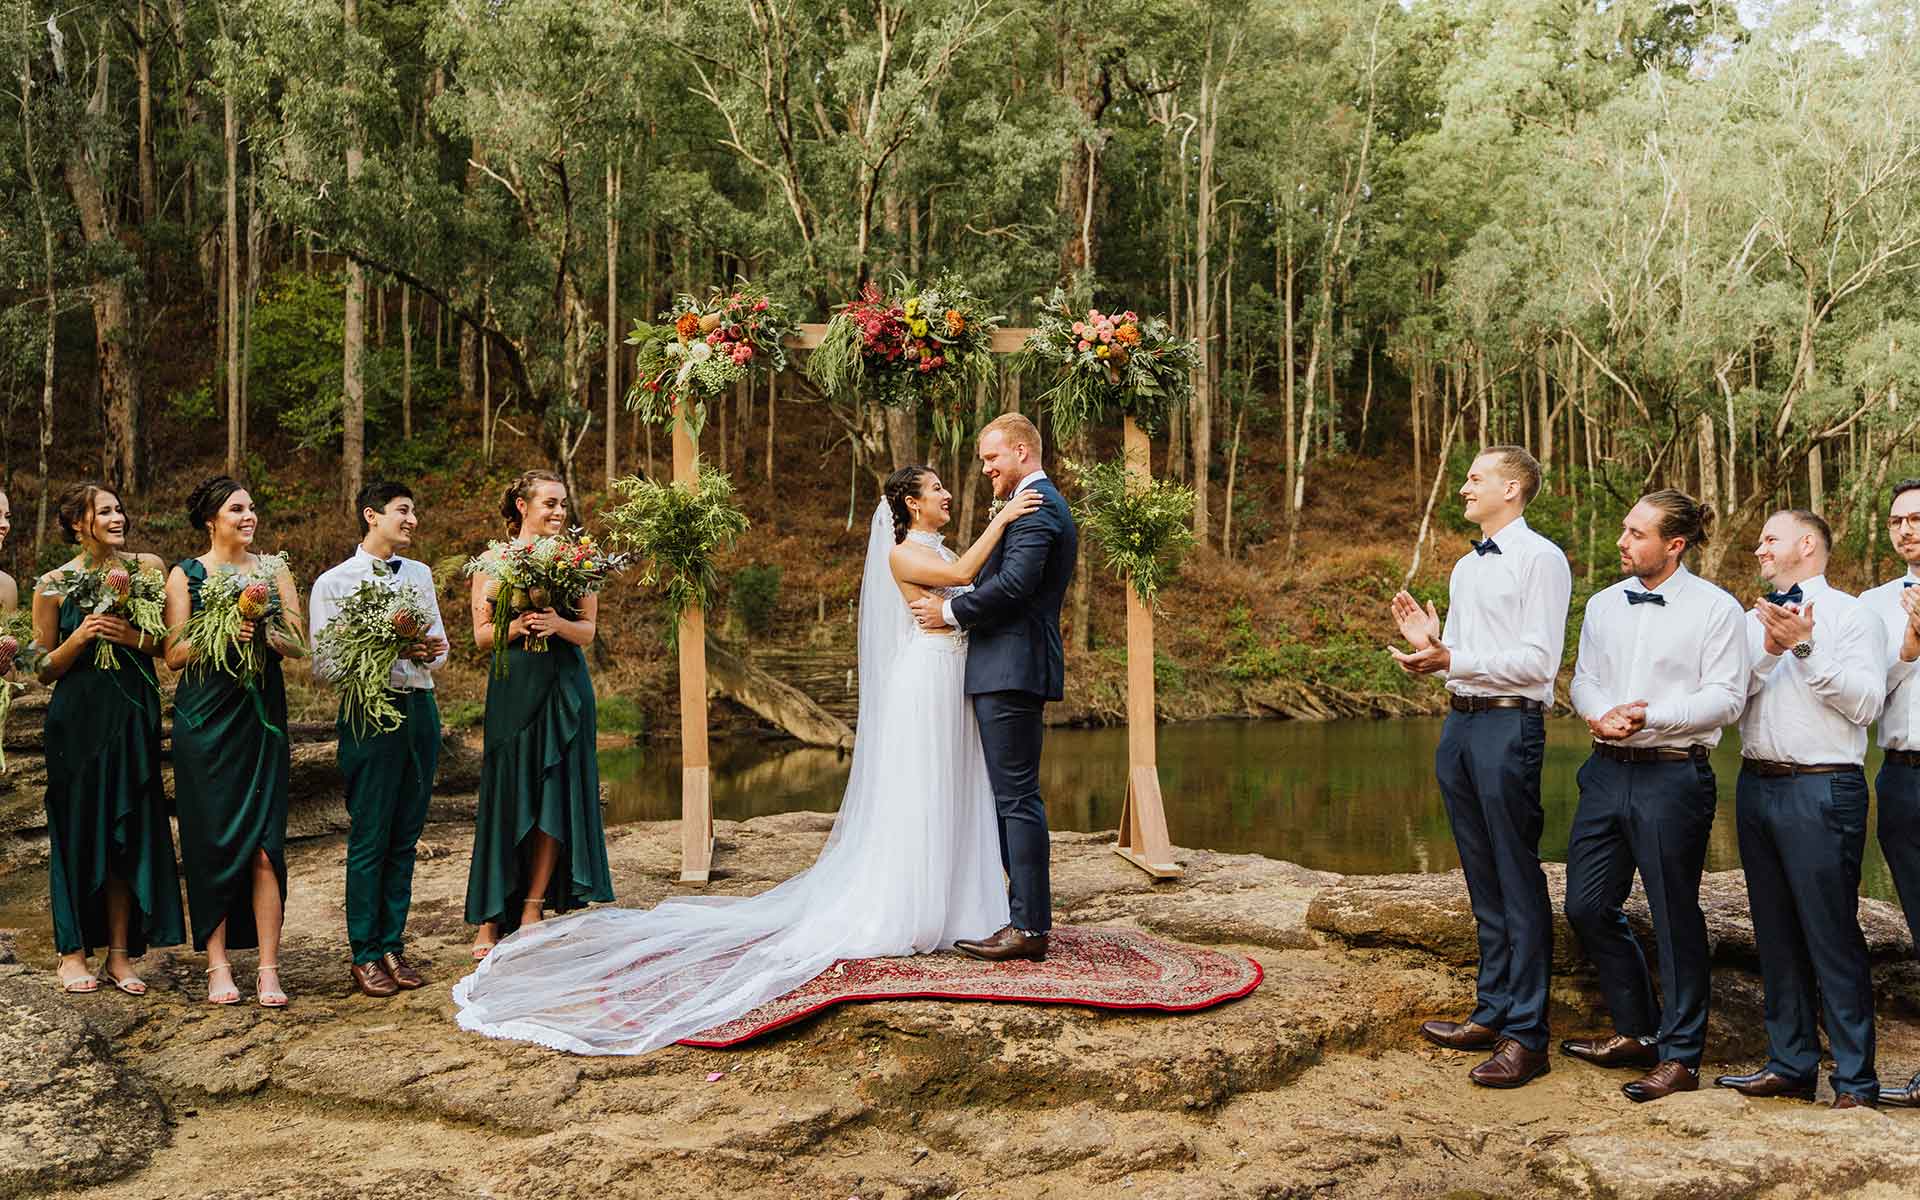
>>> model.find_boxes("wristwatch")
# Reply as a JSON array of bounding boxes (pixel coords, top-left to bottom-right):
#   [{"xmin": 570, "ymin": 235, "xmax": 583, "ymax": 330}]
[{"xmin": 1791, "ymin": 640, "xmax": 1813, "ymax": 660}]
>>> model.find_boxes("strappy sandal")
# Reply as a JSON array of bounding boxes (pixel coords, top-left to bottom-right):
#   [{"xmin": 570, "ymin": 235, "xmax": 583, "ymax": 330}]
[
  {"xmin": 471, "ymin": 942, "xmax": 495, "ymax": 961},
  {"xmin": 102, "ymin": 949, "xmax": 147, "ymax": 995},
  {"xmin": 205, "ymin": 962, "xmax": 241, "ymax": 1006},
  {"xmin": 256, "ymin": 964, "xmax": 288, "ymax": 1009},
  {"xmin": 58, "ymin": 963, "xmax": 100, "ymax": 994}
]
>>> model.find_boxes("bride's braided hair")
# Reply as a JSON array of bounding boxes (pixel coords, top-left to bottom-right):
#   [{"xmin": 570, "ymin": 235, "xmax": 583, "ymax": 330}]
[{"xmin": 883, "ymin": 466, "xmax": 931, "ymax": 544}]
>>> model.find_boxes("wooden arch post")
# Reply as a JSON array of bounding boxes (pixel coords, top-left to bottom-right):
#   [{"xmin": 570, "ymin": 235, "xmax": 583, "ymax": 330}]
[
  {"xmin": 674, "ymin": 396, "xmax": 715, "ymax": 884},
  {"xmin": 1113, "ymin": 415, "xmax": 1181, "ymax": 878}
]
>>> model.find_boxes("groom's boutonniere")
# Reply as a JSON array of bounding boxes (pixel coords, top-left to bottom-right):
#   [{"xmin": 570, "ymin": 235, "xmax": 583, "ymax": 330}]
[{"xmin": 988, "ymin": 497, "xmax": 1008, "ymax": 519}]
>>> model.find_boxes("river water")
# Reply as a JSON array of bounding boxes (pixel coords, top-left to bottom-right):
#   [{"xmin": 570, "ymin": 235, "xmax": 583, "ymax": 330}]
[{"xmin": 600, "ymin": 718, "xmax": 1903, "ymax": 902}]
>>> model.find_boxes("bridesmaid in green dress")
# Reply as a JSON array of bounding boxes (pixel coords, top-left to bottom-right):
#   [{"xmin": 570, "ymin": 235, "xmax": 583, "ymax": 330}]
[
  {"xmin": 34, "ymin": 482, "xmax": 185, "ymax": 995},
  {"xmin": 0, "ymin": 491, "xmax": 19, "ymax": 613},
  {"xmin": 161, "ymin": 476, "xmax": 304, "ymax": 1007},
  {"xmin": 465, "ymin": 469, "xmax": 613, "ymax": 958}
]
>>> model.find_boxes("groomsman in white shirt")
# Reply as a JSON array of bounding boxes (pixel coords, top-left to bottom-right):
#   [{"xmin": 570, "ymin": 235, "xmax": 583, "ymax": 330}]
[
  {"xmin": 1714, "ymin": 510, "xmax": 1884, "ymax": 1108},
  {"xmin": 1860, "ymin": 478, "xmax": 1920, "ymax": 1108},
  {"xmin": 1560, "ymin": 490, "xmax": 1747, "ymax": 1103},
  {"xmin": 1391, "ymin": 445, "xmax": 1572, "ymax": 1089}
]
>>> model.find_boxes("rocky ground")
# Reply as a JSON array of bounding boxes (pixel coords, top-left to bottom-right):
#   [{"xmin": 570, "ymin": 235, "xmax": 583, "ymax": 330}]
[{"xmin": 4, "ymin": 798, "xmax": 1920, "ymax": 1200}]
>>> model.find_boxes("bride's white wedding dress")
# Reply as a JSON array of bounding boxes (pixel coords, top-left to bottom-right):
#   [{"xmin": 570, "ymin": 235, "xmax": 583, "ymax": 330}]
[{"xmin": 449, "ymin": 503, "xmax": 1010, "ymax": 1054}]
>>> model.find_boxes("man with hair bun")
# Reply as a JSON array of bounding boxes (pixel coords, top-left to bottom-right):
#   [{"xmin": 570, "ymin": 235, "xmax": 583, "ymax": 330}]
[
  {"xmin": 1860, "ymin": 478, "xmax": 1920, "ymax": 1107},
  {"xmin": 1560, "ymin": 489, "xmax": 1747, "ymax": 1102},
  {"xmin": 1715, "ymin": 509, "xmax": 1884, "ymax": 1108},
  {"xmin": 1389, "ymin": 445, "xmax": 1571, "ymax": 1089}
]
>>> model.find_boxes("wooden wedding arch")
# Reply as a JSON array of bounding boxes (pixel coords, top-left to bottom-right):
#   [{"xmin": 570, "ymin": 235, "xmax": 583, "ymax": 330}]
[{"xmin": 670, "ymin": 324, "xmax": 1179, "ymax": 885}]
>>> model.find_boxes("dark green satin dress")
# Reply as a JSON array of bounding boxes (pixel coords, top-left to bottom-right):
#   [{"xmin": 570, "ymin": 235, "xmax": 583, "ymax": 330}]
[
  {"xmin": 464, "ymin": 632, "xmax": 612, "ymax": 934},
  {"xmin": 170, "ymin": 558, "xmax": 290, "ymax": 951},
  {"xmin": 43, "ymin": 594, "xmax": 186, "ymax": 957}
]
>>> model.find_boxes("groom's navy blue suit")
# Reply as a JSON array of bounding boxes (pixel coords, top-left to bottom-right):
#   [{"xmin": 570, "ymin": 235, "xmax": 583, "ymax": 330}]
[{"xmin": 949, "ymin": 475, "xmax": 1076, "ymax": 934}]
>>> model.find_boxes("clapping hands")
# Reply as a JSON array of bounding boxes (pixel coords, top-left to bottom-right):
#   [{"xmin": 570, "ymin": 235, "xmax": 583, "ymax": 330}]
[
  {"xmin": 1388, "ymin": 590, "xmax": 1450, "ymax": 675},
  {"xmin": 1754, "ymin": 598, "xmax": 1814, "ymax": 657}
]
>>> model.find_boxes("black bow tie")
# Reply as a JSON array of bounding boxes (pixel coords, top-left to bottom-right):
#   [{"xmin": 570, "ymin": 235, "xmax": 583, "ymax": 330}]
[
  {"xmin": 1471, "ymin": 538, "xmax": 1501, "ymax": 557},
  {"xmin": 1765, "ymin": 583, "xmax": 1804, "ymax": 606},
  {"xmin": 384, "ymin": 559, "xmax": 403, "ymax": 577},
  {"xmin": 1626, "ymin": 590, "xmax": 1665, "ymax": 607},
  {"xmin": 1906, "ymin": 580, "xmax": 1918, "ymax": 589}
]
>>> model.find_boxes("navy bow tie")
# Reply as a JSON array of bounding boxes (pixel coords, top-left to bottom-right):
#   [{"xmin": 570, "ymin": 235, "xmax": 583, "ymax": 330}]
[
  {"xmin": 1765, "ymin": 583, "xmax": 1803, "ymax": 606},
  {"xmin": 1626, "ymin": 590, "xmax": 1665, "ymax": 607},
  {"xmin": 384, "ymin": 559, "xmax": 403, "ymax": 577},
  {"xmin": 1907, "ymin": 580, "xmax": 1918, "ymax": 589},
  {"xmin": 1471, "ymin": 538, "xmax": 1502, "ymax": 557}
]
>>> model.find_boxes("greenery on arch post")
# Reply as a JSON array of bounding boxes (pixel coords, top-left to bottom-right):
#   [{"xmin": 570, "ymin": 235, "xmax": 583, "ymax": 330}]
[
  {"xmin": 1064, "ymin": 458, "xmax": 1197, "ymax": 607},
  {"xmin": 603, "ymin": 466, "xmax": 751, "ymax": 638}
]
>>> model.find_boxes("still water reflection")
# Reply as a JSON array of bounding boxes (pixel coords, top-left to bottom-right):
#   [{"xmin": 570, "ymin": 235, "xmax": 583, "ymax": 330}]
[{"xmin": 600, "ymin": 719, "xmax": 1900, "ymax": 902}]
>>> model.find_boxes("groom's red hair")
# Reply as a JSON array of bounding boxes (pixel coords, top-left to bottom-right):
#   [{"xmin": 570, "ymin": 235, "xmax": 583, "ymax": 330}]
[{"xmin": 980, "ymin": 413, "xmax": 1043, "ymax": 461}]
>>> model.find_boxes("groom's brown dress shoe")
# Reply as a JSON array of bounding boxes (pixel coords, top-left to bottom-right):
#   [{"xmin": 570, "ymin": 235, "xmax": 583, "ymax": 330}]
[
  {"xmin": 1468, "ymin": 1039, "xmax": 1551, "ymax": 1088},
  {"xmin": 1561, "ymin": 1033, "xmax": 1659, "ymax": 1070},
  {"xmin": 382, "ymin": 952, "xmax": 424, "ymax": 990},
  {"xmin": 349, "ymin": 960, "xmax": 399, "ymax": 998},
  {"xmin": 1831, "ymin": 1092, "xmax": 1876, "ymax": 1110},
  {"xmin": 1419, "ymin": 1018, "xmax": 1500, "ymax": 1051},
  {"xmin": 1622, "ymin": 1061, "xmax": 1698, "ymax": 1103},
  {"xmin": 1713, "ymin": 1069, "xmax": 1816, "ymax": 1101},
  {"xmin": 954, "ymin": 925, "xmax": 1048, "ymax": 962}
]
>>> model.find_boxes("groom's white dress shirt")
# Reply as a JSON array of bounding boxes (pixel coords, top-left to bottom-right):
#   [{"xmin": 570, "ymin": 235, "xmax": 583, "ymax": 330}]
[
  {"xmin": 1568, "ymin": 564, "xmax": 1748, "ymax": 749},
  {"xmin": 1860, "ymin": 568, "xmax": 1920, "ymax": 750},
  {"xmin": 309, "ymin": 547, "xmax": 449, "ymax": 691},
  {"xmin": 942, "ymin": 469, "xmax": 1048, "ymax": 631},
  {"xmin": 1441, "ymin": 515, "xmax": 1572, "ymax": 705},
  {"xmin": 1738, "ymin": 574, "xmax": 1885, "ymax": 765}
]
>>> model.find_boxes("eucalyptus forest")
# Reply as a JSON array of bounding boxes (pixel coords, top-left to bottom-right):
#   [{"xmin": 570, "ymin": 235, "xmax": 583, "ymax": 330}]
[{"xmin": 4, "ymin": 0, "xmax": 1920, "ymax": 700}]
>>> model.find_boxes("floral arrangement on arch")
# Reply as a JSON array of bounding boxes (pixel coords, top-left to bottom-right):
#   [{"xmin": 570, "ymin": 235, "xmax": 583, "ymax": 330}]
[
  {"xmin": 626, "ymin": 282, "xmax": 799, "ymax": 437},
  {"xmin": 1019, "ymin": 287, "xmax": 1199, "ymax": 442},
  {"xmin": 808, "ymin": 273, "xmax": 1003, "ymax": 453}
]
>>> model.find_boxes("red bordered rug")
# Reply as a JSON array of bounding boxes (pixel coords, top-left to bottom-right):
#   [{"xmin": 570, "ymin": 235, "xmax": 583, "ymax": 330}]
[{"xmin": 678, "ymin": 925, "xmax": 1263, "ymax": 1048}]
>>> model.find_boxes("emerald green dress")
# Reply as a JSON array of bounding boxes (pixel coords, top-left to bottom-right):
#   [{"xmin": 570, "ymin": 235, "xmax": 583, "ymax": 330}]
[
  {"xmin": 464, "ymin": 630, "xmax": 613, "ymax": 934},
  {"xmin": 170, "ymin": 559, "xmax": 290, "ymax": 951},
  {"xmin": 43, "ymin": 593, "xmax": 186, "ymax": 957}
]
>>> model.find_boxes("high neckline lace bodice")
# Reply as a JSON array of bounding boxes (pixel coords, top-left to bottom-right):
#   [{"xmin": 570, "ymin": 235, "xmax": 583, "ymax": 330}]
[{"xmin": 905, "ymin": 530, "xmax": 946, "ymax": 550}]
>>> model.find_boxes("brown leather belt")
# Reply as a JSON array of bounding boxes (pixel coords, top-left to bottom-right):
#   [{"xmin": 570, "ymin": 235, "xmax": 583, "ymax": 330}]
[
  {"xmin": 1740, "ymin": 758, "xmax": 1857, "ymax": 778},
  {"xmin": 1885, "ymin": 749, "xmax": 1920, "ymax": 769},
  {"xmin": 1449, "ymin": 694, "xmax": 1544, "ymax": 714},
  {"xmin": 1592, "ymin": 743, "xmax": 1709, "ymax": 764}
]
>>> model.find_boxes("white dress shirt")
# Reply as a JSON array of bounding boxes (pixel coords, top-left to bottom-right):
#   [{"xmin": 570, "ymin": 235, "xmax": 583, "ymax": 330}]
[
  {"xmin": 1861, "ymin": 569, "xmax": 1920, "ymax": 750},
  {"xmin": 1738, "ymin": 574, "xmax": 1886, "ymax": 765},
  {"xmin": 943, "ymin": 469, "xmax": 1049, "ymax": 630},
  {"xmin": 308, "ymin": 547, "xmax": 449, "ymax": 691},
  {"xmin": 1441, "ymin": 516, "xmax": 1573, "ymax": 705},
  {"xmin": 1569, "ymin": 564, "xmax": 1748, "ymax": 748}
]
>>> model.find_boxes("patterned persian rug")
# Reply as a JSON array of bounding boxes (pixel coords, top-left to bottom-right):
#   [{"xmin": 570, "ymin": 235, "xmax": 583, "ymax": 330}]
[{"xmin": 679, "ymin": 925, "xmax": 1263, "ymax": 1048}]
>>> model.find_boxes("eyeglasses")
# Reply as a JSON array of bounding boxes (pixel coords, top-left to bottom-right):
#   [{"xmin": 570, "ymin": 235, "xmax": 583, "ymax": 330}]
[{"xmin": 1890, "ymin": 515, "xmax": 1920, "ymax": 531}]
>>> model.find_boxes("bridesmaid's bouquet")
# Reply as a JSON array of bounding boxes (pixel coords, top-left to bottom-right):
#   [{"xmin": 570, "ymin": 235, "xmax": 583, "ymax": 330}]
[
  {"xmin": 182, "ymin": 554, "xmax": 301, "ymax": 684},
  {"xmin": 465, "ymin": 530, "xmax": 628, "ymax": 670},
  {"xmin": 0, "ymin": 610, "xmax": 44, "ymax": 772},
  {"xmin": 314, "ymin": 575, "xmax": 438, "ymax": 737},
  {"xmin": 40, "ymin": 560, "xmax": 169, "ymax": 670}
]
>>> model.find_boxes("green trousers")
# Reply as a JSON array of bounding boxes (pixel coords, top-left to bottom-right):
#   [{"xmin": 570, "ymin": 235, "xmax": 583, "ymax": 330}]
[{"xmin": 339, "ymin": 689, "xmax": 441, "ymax": 965}]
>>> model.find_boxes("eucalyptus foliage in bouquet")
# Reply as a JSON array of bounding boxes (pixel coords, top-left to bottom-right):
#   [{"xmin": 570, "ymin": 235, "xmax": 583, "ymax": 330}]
[
  {"xmin": 809, "ymin": 274, "xmax": 1002, "ymax": 453},
  {"xmin": 626, "ymin": 282, "xmax": 798, "ymax": 438},
  {"xmin": 0, "ymin": 610, "xmax": 44, "ymax": 772},
  {"xmin": 604, "ymin": 466, "xmax": 749, "ymax": 633},
  {"xmin": 465, "ymin": 530, "xmax": 630, "ymax": 669},
  {"xmin": 183, "ymin": 554, "xmax": 302, "ymax": 685},
  {"xmin": 40, "ymin": 560, "xmax": 169, "ymax": 670},
  {"xmin": 1020, "ymin": 288, "xmax": 1199, "ymax": 442},
  {"xmin": 315, "ymin": 576, "xmax": 438, "ymax": 738},
  {"xmin": 1065, "ymin": 458, "xmax": 1197, "ymax": 606}
]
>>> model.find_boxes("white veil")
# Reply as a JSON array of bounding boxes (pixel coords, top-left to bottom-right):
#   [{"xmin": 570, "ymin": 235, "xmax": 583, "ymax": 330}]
[{"xmin": 450, "ymin": 495, "xmax": 994, "ymax": 1054}]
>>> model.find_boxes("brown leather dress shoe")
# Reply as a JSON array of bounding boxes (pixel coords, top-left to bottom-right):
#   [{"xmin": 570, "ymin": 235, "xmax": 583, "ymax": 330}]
[
  {"xmin": 1832, "ymin": 1092, "xmax": 1877, "ymax": 1110},
  {"xmin": 382, "ymin": 952, "xmax": 424, "ymax": 990},
  {"xmin": 1469, "ymin": 1038, "xmax": 1551, "ymax": 1089},
  {"xmin": 953, "ymin": 925, "xmax": 1048, "ymax": 962},
  {"xmin": 1713, "ymin": 1069, "xmax": 1816, "ymax": 1101},
  {"xmin": 1622, "ymin": 1061, "xmax": 1699, "ymax": 1103},
  {"xmin": 1879, "ymin": 1071, "xmax": 1920, "ymax": 1108},
  {"xmin": 1561, "ymin": 1033, "xmax": 1659, "ymax": 1070},
  {"xmin": 349, "ymin": 960, "xmax": 400, "ymax": 998},
  {"xmin": 1420, "ymin": 1019, "xmax": 1500, "ymax": 1051}
]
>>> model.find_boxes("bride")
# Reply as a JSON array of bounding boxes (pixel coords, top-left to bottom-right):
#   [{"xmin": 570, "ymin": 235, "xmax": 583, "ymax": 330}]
[{"xmin": 450, "ymin": 466, "xmax": 1044, "ymax": 1054}]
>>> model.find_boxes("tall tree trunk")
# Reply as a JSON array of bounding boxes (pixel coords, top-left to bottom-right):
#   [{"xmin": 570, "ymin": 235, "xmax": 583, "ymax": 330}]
[
  {"xmin": 135, "ymin": 1, "xmax": 156, "ymax": 226},
  {"xmin": 605, "ymin": 158, "xmax": 620, "ymax": 486},
  {"xmin": 21, "ymin": 35, "xmax": 57, "ymax": 545},
  {"xmin": 1188, "ymin": 61, "xmax": 1218, "ymax": 549},
  {"xmin": 242, "ymin": 168, "xmax": 264, "ymax": 455},
  {"xmin": 223, "ymin": 38, "xmax": 240, "ymax": 476},
  {"xmin": 341, "ymin": 0, "xmax": 366, "ymax": 511},
  {"xmin": 1695, "ymin": 412, "xmax": 1719, "ymax": 520},
  {"xmin": 61, "ymin": 26, "xmax": 139, "ymax": 495},
  {"xmin": 401, "ymin": 283, "xmax": 413, "ymax": 439}
]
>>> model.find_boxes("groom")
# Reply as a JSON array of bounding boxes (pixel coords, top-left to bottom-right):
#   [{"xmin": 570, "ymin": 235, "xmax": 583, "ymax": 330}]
[{"xmin": 911, "ymin": 412, "xmax": 1077, "ymax": 962}]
